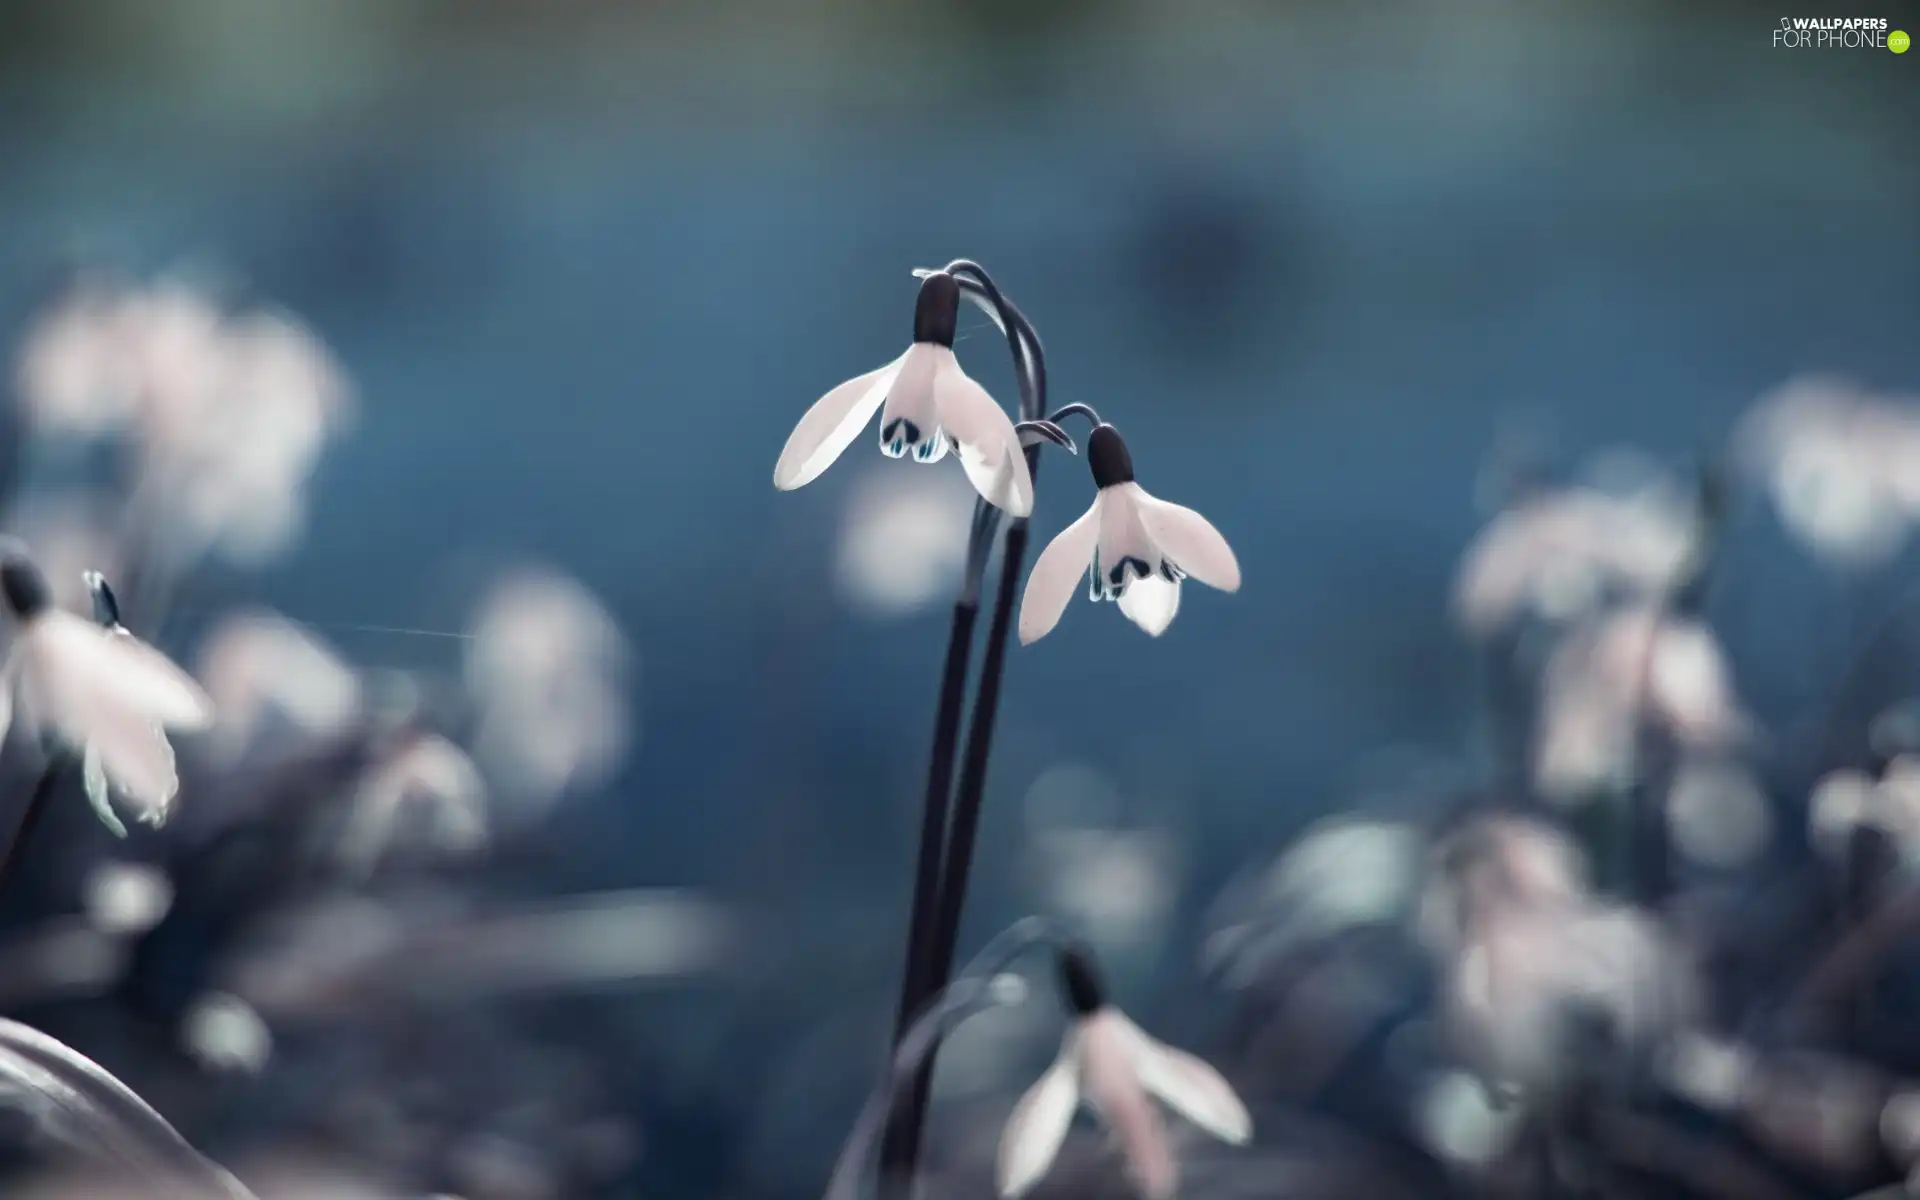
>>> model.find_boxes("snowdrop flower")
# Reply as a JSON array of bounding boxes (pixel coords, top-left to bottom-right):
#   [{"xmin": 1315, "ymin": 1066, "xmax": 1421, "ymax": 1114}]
[
  {"xmin": 1533, "ymin": 605, "xmax": 1748, "ymax": 802},
  {"xmin": 1810, "ymin": 756, "xmax": 1920, "ymax": 866},
  {"xmin": 338, "ymin": 731, "xmax": 488, "ymax": 876},
  {"xmin": 772, "ymin": 270, "xmax": 1034, "ymax": 516},
  {"xmin": 466, "ymin": 567, "xmax": 630, "ymax": 811},
  {"xmin": 0, "ymin": 558, "xmax": 212, "ymax": 832},
  {"xmin": 1453, "ymin": 485, "xmax": 1698, "ymax": 635},
  {"xmin": 1736, "ymin": 376, "xmax": 1920, "ymax": 568},
  {"xmin": 997, "ymin": 945, "xmax": 1251, "ymax": 1199},
  {"xmin": 195, "ymin": 611, "xmax": 361, "ymax": 765},
  {"xmin": 1444, "ymin": 897, "xmax": 1692, "ymax": 1104},
  {"xmin": 1018, "ymin": 423, "xmax": 1240, "ymax": 642},
  {"xmin": 12, "ymin": 279, "xmax": 143, "ymax": 438}
]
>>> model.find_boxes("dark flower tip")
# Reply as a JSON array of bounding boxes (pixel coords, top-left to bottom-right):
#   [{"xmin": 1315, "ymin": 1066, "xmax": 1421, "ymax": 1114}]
[
  {"xmin": 913, "ymin": 271, "xmax": 960, "ymax": 348},
  {"xmin": 0, "ymin": 556, "xmax": 51, "ymax": 621},
  {"xmin": 1087, "ymin": 424, "xmax": 1135, "ymax": 489},
  {"xmin": 86, "ymin": 572, "xmax": 121, "ymax": 629},
  {"xmin": 1056, "ymin": 943, "xmax": 1107, "ymax": 1016}
]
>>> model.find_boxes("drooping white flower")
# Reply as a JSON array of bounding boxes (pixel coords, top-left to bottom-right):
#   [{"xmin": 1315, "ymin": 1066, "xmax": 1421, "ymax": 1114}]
[
  {"xmin": 195, "ymin": 611, "xmax": 362, "ymax": 766},
  {"xmin": 1533, "ymin": 605, "xmax": 1748, "ymax": 803},
  {"xmin": 1443, "ymin": 896, "xmax": 1693, "ymax": 1105},
  {"xmin": 1452, "ymin": 485, "xmax": 1697, "ymax": 635},
  {"xmin": 11, "ymin": 278, "xmax": 144, "ymax": 438},
  {"xmin": 997, "ymin": 946, "xmax": 1251, "ymax": 1200},
  {"xmin": 773, "ymin": 270, "xmax": 1033, "ymax": 516},
  {"xmin": 0, "ymin": 558, "xmax": 212, "ymax": 831},
  {"xmin": 1735, "ymin": 376, "xmax": 1920, "ymax": 568},
  {"xmin": 465, "ymin": 567, "xmax": 630, "ymax": 813},
  {"xmin": 1018, "ymin": 424, "xmax": 1240, "ymax": 642},
  {"xmin": 337, "ymin": 731, "xmax": 488, "ymax": 877},
  {"xmin": 1810, "ymin": 756, "xmax": 1920, "ymax": 866}
]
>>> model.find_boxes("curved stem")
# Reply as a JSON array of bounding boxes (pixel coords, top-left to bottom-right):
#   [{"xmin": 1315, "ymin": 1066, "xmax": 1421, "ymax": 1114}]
[
  {"xmin": 882, "ymin": 263, "xmax": 1050, "ymax": 1196},
  {"xmin": 831, "ymin": 918, "xmax": 1065, "ymax": 1200},
  {"xmin": 887, "ymin": 498, "xmax": 1040, "ymax": 1190},
  {"xmin": 1045, "ymin": 402, "xmax": 1104, "ymax": 430},
  {"xmin": 943, "ymin": 261, "xmax": 1045, "ymax": 422}
]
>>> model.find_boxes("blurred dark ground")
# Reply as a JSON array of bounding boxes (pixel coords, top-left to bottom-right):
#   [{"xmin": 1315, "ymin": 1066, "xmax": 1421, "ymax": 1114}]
[{"xmin": 0, "ymin": 1, "xmax": 1916, "ymax": 1197}]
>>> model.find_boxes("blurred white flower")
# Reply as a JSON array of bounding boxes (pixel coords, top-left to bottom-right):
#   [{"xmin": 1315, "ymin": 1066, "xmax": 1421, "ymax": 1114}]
[
  {"xmin": 998, "ymin": 946, "xmax": 1250, "ymax": 1200},
  {"xmin": 834, "ymin": 469, "xmax": 974, "ymax": 617},
  {"xmin": 1414, "ymin": 1070, "xmax": 1524, "ymax": 1167},
  {"xmin": 181, "ymin": 991, "xmax": 272, "ymax": 1075},
  {"xmin": 774, "ymin": 270, "xmax": 1033, "ymax": 516},
  {"xmin": 1444, "ymin": 898, "xmax": 1692, "ymax": 1102},
  {"xmin": 1019, "ymin": 424, "xmax": 1240, "ymax": 642},
  {"xmin": 0, "ymin": 556, "xmax": 212, "ymax": 831},
  {"xmin": 82, "ymin": 862, "xmax": 174, "ymax": 936},
  {"xmin": 1452, "ymin": 484, "xmax": 1697, "ymax": 635},
  {"xmin": 150, "ymin": 308, "xmax": 352, "ymax": 567},
  {"xmin": 1810, "ymin": 756, "xmax": 1920, "ymax": 865},
  {"xmin": 1534, "ymin": 606, "xmax": 1748, "ymax": 803},
  {"xmin": 1736, "ymin": 376, "xmax": 1920, "ymax": 568},
  {"xmin": 1418, "ymin": 815, "xmax": 1590, "ymax": 958},
  {"xmin": 467, "ymin": 567, "xmax": 631, "ymax": 812},
  {"xmin": 339, "ymin": 732, "xmax": 488, "ymax": 876},
  {"xmin": 195, "ymin": 611, "xmax": 361, "ymax": 765},
  {"xmin": 1659, "ymin": 1032, "xmax": 1755, "ymax": 1112},
  {"xmin": 11, "ymin": 280, "xmax": 143, "ymax": 438},
  {"xmin": 1666, "ymin": 756, "xmax": 1772, "ymax": 870}
]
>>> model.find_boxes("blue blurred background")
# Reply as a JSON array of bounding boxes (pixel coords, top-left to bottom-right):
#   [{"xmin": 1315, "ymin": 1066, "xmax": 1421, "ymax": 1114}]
[{"xmin": 0, "ymin": 2, "xmax": 1917, "ymax": 1197}]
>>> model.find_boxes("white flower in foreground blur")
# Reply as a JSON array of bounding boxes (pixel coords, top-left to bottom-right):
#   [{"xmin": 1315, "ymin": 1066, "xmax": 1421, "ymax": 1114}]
[
  {"xmin": 195, "ymin": 612, "xmax": 361, "ymax": 765},
  {"xmin": 1736, "ymin": 376, "xmax": 1920, "ymax": 568},
  {"xmin": 1453, "ymin": 484, "xmax": 1697, "ymax": 635},
  {"xmin": 1018, "ymin": 424, "xmax": 1240, "ymax": 642},
  {"xmin": 0, "ymin": 557, "xmax": 212, "ymax": 831},
  {"xmin": 1533, "ymin": 605, "xmax": 1748, "ymax": 803},
  {"xmin": 998, "ymin": 945, "xmax": 1250, "ymax": 1200},
  {"xmin": 773, "ymin": 270, "xmax": 1034, "ymax": 516},
  {"xmin": 1810, "ymin": 756, "xmax": 1920, "ymax": 866},
  {"xmin": 467, "ymin": 568, "xmax": 631, "ymax": 811}
]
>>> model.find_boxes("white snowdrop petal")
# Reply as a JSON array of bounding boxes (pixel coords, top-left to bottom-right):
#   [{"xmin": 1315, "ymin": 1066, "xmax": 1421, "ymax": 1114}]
[
  {"xmin": 772, "ymin": 353, "xmax": 904, "ymax": 490},
  {"xmin": 1094, "ymin": 487, "xmax": 1163, "ymax": 594},
  {"xmin": 1019, "ymin": 500, "xmax": 1103, "ymax": 645},
  {"xmin": 35, "ymin": 614, "xmax": 212, "ymax": 731},
  {"xmin": 1117, "ymin": 576, "xmax": 1181, "ymax": 637},
  {"xmin": 99, "ymin": 635, "xmax": 216, "ymax": 731},
  {"xmin": 878, "ymin": 343, "xmax": 942, "ymax": 461},
  {"xmin": 81, "ymin": 745, "xmax": 127, "ymax": 838},
  {"xmin": 1125, "ymin": 1026, "xmax": 1252, "ymax": 1145},
  {"xmin": 997, "ymin": 1055, "xmax": 1080, "ymax": 1199},
  {"xmin": 1081, "ymin": 1015, "xmax": 1176, "ymax": 1200},
  {"xmin": 931, "ymin": 350, "xmax": 1034, "ymax": 517},
  {"xmin": 83, "ymin": 708, "xmax": 179, "ymax": 824},
  {"xmin": 1132, "ymin": 488, "xmax": 1241, "ymax": 592}
]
